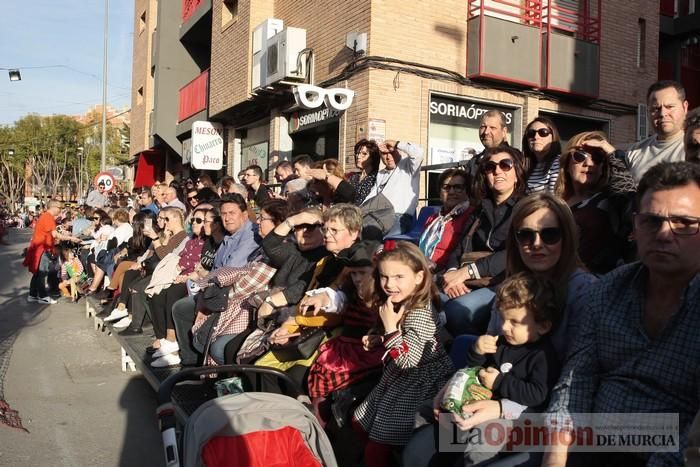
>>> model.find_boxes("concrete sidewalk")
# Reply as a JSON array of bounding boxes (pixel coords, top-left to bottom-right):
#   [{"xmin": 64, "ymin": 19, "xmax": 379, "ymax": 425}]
[{"xmin": 0, "ymin": 229, "xmax": 164, "ymax": 467}]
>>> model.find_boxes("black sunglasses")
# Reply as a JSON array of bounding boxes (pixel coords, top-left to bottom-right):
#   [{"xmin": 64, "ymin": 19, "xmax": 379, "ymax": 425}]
[
  {"xmin": 482, "ymin": 159, "xmax": 514, "ymax": 174},
  {"xmin": 92, "ymin": 216, "xmax": 100, "ymax": 220},
  {"xmin": 526, "ymin": 128, "xmax": 552, "ymax": 139},
  {"xmin": 159, "ymin": 216, "xmax": 170, "ymax": 222},
  {"xmin": 572, "ymin": 150, "xmax": 605, "ymax": 164},
  {"xmin": 515, "ymin": 227, "xmax": 562, "ymax": 246},
  {"xmin": 188, "ymin": 195, "xmax": 198, "ymax": 200},
  {"xmin": 192, "ymin": 217, "xmax": 204, "ymax": 224}
]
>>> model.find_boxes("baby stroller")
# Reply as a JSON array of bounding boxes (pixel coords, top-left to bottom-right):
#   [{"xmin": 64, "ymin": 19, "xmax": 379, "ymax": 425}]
[{"xmin": 157, "ymin": 365, "xmax": 338, "ymax": 467}]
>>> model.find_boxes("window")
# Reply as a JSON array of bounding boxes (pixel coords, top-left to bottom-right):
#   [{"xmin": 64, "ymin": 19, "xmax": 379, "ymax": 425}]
[
  {"xmin": 139, "ymin": 11, "xmax": 146, "ymax": 35},
  {"xmin": 637, "ymin": 18, "xmax": 646, "ymax": 68},
  {"xmin": 221, "ymin": 0, "xmax": 239, "ymax": 28},
  {"xmin": 137, "ymin": 86, "xmax": 144, "ymax": 106}
]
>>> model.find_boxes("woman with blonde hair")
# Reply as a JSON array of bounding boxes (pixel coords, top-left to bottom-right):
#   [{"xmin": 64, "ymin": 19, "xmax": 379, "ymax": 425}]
[{"xmin": 554, "ymin": 131, "xmax": 623, "ymax": 273}]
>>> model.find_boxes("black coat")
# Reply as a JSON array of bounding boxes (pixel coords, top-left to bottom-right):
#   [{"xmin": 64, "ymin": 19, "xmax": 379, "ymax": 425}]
[{"xmin": 446, "ymin": 195, "xmax": 518, "ymax": 278}]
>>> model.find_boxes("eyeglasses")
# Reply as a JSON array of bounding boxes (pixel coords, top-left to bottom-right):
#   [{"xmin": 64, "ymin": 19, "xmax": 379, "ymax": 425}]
[
  {"xmin": 92, "ymin": 216, "xmax": 100, "ymax": 220},
  {"xmin": 441, "ymin": 183, "xmax": 466, "ymax": 193},
  {"xmin": 295, "ymin": 223, "xmax": 322, "ymax": 232},
  {"xmin": 188, "ymin": 195, "xmax": 198, "ymax": 201},
  {"xmin": 192, "ymin": 218, "xmax": 205, "ymax": 224},
  {"xmin": 515, "ymin": 227, "xmax": 562, "ymax": 246},
  {"xmin": 572, "ymin": 150, "xmax": 605, "ymax": 164},
  {"xmin": 525, "ymin": 128, "xmax": 552, "ymax": 139},
  {"xmin": 320, "ymin": 226, "xmax": 346, "ymax": 236},
  {"xmin": 635, "ymin": 213, "xmax": 700, "ymax": 236},
  {"xmin": 482, "ymin": 159, "xmax": 514, "ymax": 174},
  {"xmin": 257, "ymin": 216, "xmax": 275, "ymax": 223},
  {"xmin": 158, "ymin": 216, "xmax": 170, "ymax": 222}
]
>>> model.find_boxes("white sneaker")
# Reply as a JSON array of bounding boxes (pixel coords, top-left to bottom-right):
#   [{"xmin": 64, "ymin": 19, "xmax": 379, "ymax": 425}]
[
  {"xmin": 153, "ymin": 340, "xmax": 180, "ymax": 358},
  {"xmin": 27, "ymin": 295, "xmax": 38, "ymax": 303},
  {"xmin": 37, "ymin": 296, "xmax": 57, "ymax": 304},
  {"xmin": 112, "ymin": 316, "xmax": 132, "ymax": 330},
  {"xmin": 103, "ymin": 307, "xmax": 129, "ymax": 322},
  {"xmin": 151, "ymin": 353, "xmax": 181, "ymax": 368}
]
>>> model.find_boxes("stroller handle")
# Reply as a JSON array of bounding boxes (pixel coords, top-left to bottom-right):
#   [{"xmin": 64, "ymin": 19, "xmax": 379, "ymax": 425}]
[{"xmin": 157, "ymin": 364, "xmax": 303, "ymax": 405}]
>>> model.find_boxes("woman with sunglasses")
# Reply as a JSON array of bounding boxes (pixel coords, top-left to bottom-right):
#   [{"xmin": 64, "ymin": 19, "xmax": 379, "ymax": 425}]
[
  {"xmin": 555, "ymin": 131, "xmax": 624, "ymax": 273},
  {"xmin": 404, "ymin": 193, "xmax": 596, "ymax": 467},
  {"xmin": 523, "ymin": 116, "xmax": 562, "ymax": 194},
  {"xmin": 441, "ymin": 146, "xmax": 526, "ymax": 337}
]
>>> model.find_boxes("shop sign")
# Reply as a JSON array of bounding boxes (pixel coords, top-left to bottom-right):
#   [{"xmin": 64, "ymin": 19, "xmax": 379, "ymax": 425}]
[
  {"xmin": 182, "ymin": 138, "xmax": 192, "ymax": 165},
  {"xmin": 191, "ymin": 121, "xmax": 224, "ymax": 170},
  {"xmin": 289, "ymin": 107, "xmax": 341, "ymax": 134},
  {"xmin": 242, "ymin": 141, "xmax": 269, "ymax": 169},
  {"xmin": 429, "ymin": 95, "xmax": 515, "ymax": 129}
]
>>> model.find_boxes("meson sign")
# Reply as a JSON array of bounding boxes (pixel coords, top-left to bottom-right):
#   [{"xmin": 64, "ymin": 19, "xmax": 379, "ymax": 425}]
[{"xmin": 191, "ymin": 121, "xmax": 224, "ymax": 170}]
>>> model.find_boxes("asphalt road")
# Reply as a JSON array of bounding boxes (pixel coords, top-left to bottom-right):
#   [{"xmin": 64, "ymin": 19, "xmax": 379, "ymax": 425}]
[{"xmin": 0, "ymin": 228, "xmax": 165, "ymax": 467}]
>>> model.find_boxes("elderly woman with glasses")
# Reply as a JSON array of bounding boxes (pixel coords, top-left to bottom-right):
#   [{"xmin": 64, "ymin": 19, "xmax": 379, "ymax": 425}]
[
  {"xmin": 522, "ymin": 116, "xmax": 562, "ymax": 194},
  {"xmin": 554, "ymin": 131, "xmax": 624, "ymax": 273},
  {"xmin": 440, "ymin": 146, "xmax": 526, "ymax": 337},
  {"xmin": 418, "ymin": 168, "xmax": 475, "ymax": 272}
]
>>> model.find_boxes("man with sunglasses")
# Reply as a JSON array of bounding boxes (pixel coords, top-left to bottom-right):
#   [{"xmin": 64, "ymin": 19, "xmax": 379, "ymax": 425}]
[
  {"xmin": 589, "ymin": 80, "xmax": 688, "ymax": 185},
  {"xmin": 463, "ymin": 110, "xmax": 510, "ymax": 178},
  {"xmin": 366, "ymin": 139, "xmax": 424, "ymax": 235},
  {"xmin": 545, "ymin": 161, "xmax": 700, "ymax": 467}
]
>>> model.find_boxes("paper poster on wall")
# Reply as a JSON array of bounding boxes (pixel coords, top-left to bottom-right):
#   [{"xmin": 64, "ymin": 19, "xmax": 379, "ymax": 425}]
[
  {"xmin": 241, "ymin": 141, "xmax": 269, "ymax": 170},
  {"xmin": 367, "ymin": 119, "xmax": 386, "ymax": 143}
]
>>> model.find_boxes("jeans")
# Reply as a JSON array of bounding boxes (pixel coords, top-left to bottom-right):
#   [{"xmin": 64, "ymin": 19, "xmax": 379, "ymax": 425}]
[
  {"xmin": 29, "ymin": 271, "xmax": 48, "ymax": 298},
  {"xmin": 441, "ymin": 288, "xmax": 496, "ymax": 337},
  {"xmin": 209, "ymin": 334, "xmax": 238, "ymax": 365},
  {"xmin": 449, "ymin": 334, "xmax": 478, "ymax": 369},
  {"xmin": 172, "ymin": 296, "xmax": 198, "ymax": 365}
]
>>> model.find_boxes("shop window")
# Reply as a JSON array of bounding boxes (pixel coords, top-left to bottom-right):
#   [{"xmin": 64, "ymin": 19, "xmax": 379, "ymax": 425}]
[{"xmin": 222, "ymin": 0, "xmax": 239, "ymax": 28}]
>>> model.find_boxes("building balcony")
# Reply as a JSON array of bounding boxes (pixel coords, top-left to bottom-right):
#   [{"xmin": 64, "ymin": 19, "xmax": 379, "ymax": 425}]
[
  {"xmin": 181, "ymin": 0, "xmax": 211, "ymax": 42},
  {"xmin": 466, "ymin": 0, "xmax": 600, "ymax": 98},
  {"xmin": 178, "ymin": 69, "xmax": 209, "ymax": 123}
]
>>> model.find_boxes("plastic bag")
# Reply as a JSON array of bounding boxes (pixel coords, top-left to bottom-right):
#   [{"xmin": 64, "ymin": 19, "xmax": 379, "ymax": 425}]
[{"xmin": 441, "ymin": 367, "xmax": 492, "ymax": 414}]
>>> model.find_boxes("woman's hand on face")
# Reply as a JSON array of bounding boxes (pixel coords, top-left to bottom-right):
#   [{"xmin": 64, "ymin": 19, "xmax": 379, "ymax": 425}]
[
  {"xmin": 288, "ymin": 211, "xmax": 322, "ymax": 227},
  {"xmin": 579, "ymin": 138, "xmax": 615, "ymax": 155}
]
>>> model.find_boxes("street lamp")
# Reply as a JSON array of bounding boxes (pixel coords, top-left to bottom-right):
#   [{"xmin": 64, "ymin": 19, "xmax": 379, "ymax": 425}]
[
  {"xmin": 8, "ymin": 69, "xmax": 21, "ymax": 81},
  {"xmin": 7, "ymin": 149, "xmax": 15, "ymax": 157}
]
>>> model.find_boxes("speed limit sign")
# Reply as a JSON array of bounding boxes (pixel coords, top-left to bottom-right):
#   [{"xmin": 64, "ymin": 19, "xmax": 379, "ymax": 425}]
[{"xmin": 94, "ymin": 172, "xmax": 116, "ymax": 192}]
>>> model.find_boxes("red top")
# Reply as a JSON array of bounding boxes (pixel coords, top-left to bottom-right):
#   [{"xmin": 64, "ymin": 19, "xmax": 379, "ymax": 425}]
[{"xmin": 23, "ymin": 211, "xmax": 56, "ymax": 273}]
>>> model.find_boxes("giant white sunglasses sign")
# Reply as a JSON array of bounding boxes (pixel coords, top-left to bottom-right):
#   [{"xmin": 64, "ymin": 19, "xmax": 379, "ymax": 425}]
[
  {"xmin": 191, "ymin": 121, "xmax": 224, "ymax": 170},
  {"xmin": 290, "ymin": 84, "xmax": 355, "ymax": 134}
]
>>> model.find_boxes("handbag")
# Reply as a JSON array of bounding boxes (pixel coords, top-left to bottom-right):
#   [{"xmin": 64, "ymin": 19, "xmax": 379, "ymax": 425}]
[
  {"xmin": 460, "ymin": 217, "xmax": 496, "ymax": 289},
  {"xmin": 360, "ymin": 193, "xmax": 395, "ymax": 240},
  {"xmin": 38, "ymin": 251, "xmax": 59, "ymax": 274},
  {"xmin": 270, "ymin": 327, "xmax": 326, "ymax": 362}
]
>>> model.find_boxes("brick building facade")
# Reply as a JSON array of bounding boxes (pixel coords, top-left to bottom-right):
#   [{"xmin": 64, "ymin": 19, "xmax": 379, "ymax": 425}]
[{"xmin": 132, "ymin": 0, "xmax": 665, "ymax": 201}]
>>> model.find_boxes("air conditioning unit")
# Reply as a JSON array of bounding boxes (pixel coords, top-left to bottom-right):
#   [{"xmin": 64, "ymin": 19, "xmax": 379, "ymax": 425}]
[
  {"xmin": 251, "ymin": 18, "xmax": 284, "ymax": 91},
  {"xmin": 266, "ymin": 27, "xmax": 307, "ymax": 85}
]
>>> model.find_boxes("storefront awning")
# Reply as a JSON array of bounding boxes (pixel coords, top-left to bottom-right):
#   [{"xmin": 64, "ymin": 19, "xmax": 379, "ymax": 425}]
[{"xmin": 133, "ymin": 150, "xmax": 163, "ymax": 189}]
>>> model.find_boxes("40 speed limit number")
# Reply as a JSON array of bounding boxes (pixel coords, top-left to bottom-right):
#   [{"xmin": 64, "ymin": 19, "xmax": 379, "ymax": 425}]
[{"xmin": 94, "ymin": 172, "xmax": 116, "ymax": 192}]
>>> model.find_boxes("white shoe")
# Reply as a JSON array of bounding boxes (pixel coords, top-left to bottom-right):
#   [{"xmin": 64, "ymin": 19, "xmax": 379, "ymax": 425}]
[
  {"xmin": 103, "ymin": 307, "xmax": 128, "ymax": 322},
  {"xmin": 37, "ymin": 296, "xmax": 57, "ymax": 304},
  {"xmin": 153, "ymin": 340, "xmax": 180, "ymax": 358},
  {"xmin": 112, "ymin": 316, "xmax": 132, "ymax": 329},
  {"xmin": 151, "ymin": 353, "xmax": 181, "ymax": 368},
  {"xmin": 27, "ymin": 295, "xmax": 38, "ymax": 303}
]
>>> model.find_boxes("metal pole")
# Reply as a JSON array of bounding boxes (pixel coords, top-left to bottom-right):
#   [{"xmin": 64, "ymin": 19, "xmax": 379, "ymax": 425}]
[{"xmin": 100, "ymin": 0, "xmax": 109, "ymax": 171}]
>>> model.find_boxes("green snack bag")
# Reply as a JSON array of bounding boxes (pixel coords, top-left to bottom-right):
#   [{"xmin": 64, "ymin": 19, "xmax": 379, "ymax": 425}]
[{"xmin": 441, "ymin": 367, "xmax": 493, "ymax": 414}]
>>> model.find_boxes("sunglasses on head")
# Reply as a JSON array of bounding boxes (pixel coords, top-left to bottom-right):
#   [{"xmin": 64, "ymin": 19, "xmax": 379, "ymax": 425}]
[
  {"xmin": 482, "ymin": 159, "xmax": 514, "ymax": 174},
  {"xmin": 515, "ymin": 227, "xmax": 562, "ymax": 246},
  {"xmin": 192, "ymin": 217, "xmax": 205, "ymax": 224},
  {"xmin": 572, "ymin": 150, "xmax": 605, "ymax": 164},
  {"xmin": 526, "ymin": 128, "xmax": 552, "ymax": 139}
]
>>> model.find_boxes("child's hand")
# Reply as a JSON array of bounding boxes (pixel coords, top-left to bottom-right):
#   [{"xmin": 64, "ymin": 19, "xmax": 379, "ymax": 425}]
[
  {"xmin": 474, "ymin": 335, "xmax": 498, "ymax": 355},
  {"xmin": 478, "ymin": 367, "xmax": 500, "ymax": 390},
  {"xmin": 362, "ymin": 334, "xmax": 384, "ymax": 351},
  {"xmin": 378, "ymin": 301, "xmax": 405, "ymax": 334}
]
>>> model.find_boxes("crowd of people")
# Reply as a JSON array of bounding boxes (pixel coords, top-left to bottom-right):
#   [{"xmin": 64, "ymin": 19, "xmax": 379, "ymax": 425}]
[{"xmin": 20, "ymin": 79, "xmax": 700, "ymax": 466}]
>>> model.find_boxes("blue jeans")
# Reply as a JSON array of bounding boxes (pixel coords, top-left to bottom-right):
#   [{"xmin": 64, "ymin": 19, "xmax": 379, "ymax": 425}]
[
  {"xmin": 209, "ymin": 334, "xmax": 238, "ymax": 365},
  {"xmin": 449, "ymin": 334, "xmax": 478, "ymax": 369},
  {"xmin": 441, "ymin": 288, "xmax": 496, "ymax": 337}
]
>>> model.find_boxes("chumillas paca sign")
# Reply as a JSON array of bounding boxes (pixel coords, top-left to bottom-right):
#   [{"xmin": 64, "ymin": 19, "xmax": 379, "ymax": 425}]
[{"xmin": 191, "ymin": 121, "xmax": 224, "ymax": 170}]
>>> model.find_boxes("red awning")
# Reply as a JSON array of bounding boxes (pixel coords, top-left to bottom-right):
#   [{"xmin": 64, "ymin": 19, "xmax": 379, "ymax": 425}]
[{"xmin": 133, "ymin": 150, "xmax": 163, "ymax": 188}]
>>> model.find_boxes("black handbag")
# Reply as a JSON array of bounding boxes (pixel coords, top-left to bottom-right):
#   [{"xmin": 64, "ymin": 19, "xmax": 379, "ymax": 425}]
[{"xmin": 270, "ymin": 327, "xmax": 326, "ymax": 362}]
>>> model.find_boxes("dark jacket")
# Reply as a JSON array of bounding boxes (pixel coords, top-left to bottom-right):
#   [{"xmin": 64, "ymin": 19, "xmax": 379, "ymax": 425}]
[
  {"xmin": 467, "ymin": 335, "xmax": 560, "ymax": 408},
  {"xmin": 446, "ymin": 195, "xmax": 518, "ymax": 279},
  {"xmin": 262, "ymin": 231, "xmax": 328, "ymax": 305}
]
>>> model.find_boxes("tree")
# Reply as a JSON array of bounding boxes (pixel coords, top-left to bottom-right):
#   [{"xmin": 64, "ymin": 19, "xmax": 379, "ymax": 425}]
[{"xmin": 0, "ymin": 127, "xmax": 26, "ymax": 211}]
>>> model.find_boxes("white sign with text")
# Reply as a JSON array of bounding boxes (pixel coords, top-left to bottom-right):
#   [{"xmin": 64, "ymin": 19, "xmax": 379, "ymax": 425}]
[{"xmin": 191, "ymin": 121, "xmax": 224, "ymax": 170}]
